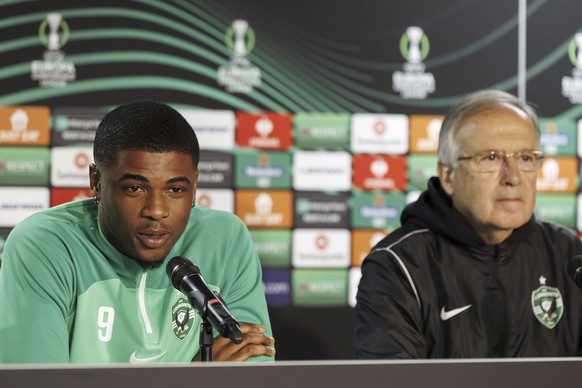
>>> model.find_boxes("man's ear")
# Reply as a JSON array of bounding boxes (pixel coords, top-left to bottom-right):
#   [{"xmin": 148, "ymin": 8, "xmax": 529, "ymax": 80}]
[
  {"xmin": 89, "ymin": 163, "xmax": 100, "ymax": 197},
  {"xmin": 192, "ymin": 169, "xmax": 200, "ymax": 203},
  {"xmin": 437, "ymin": 162, "xmax": 455, "ymax": 196}
]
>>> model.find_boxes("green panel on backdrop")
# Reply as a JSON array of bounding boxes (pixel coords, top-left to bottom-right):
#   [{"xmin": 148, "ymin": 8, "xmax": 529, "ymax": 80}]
[
  {"xmin": 351, "ymin": 191, "xmax": 406, "ymax": 230},
  {"xmin": 250, "ymin": 229, "xmax": 292, "ymax": 268},
  {"xmin": 539, "ymin": 118, "xmax": 576, "ymax": 156},
  {"xmin": 407, "ymin": 153, "xmax": 438, "ymax": 191},
  {"xmin": 235, "ymin": 151, "xmax": 292, "ymax": 189},
  {"xmin": 0, "ymin": 147, "xmax": 50, "ymax": 185},
  {"xmin": 292, "ymin": 269, "xmax": 348, "ymax": 306},
  {"xmin": 293, "ymin": 113, "xmax": 350, "ymax": 149},
  {"xmin": 535, "ymin": 193, "xmax": 576, "ymax": 230}
]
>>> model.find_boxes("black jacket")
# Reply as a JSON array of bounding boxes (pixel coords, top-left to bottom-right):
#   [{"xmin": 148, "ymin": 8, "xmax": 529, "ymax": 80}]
[{"xmin": 354, "ymin": 177, "xmax": 582, "ymax": 358}]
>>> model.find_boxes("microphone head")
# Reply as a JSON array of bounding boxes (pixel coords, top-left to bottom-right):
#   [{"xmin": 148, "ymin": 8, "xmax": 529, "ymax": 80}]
[
  {"xmin": 166, "ymin": 256, "xmax": 200, "ymax": 290},
  {"xmin": 567, "ymin": 255, "xmax": 582, "ymax": 289}
]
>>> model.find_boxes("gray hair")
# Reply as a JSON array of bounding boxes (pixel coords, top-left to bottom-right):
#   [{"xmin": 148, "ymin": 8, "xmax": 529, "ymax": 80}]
[{"xmin": 437, "ymin": 90, "xmax": 540, "ymax": 167}]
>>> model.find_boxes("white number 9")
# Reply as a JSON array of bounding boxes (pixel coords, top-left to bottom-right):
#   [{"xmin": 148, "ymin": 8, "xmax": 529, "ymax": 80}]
[{"xmin": 97, "ymin": 306, "xmax": 115, "ymax": 342}]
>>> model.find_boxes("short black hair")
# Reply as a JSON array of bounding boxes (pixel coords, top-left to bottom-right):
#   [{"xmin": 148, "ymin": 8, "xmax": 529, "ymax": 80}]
[{"xmin": 93, "ymin": 100, "xmax": 200, "ymax": 168}]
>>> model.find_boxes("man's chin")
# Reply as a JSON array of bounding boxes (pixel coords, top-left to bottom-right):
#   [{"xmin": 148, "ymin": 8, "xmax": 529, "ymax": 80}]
[
  {"xmin": 136, "ymin": 259, "xmax": 165, "ymax": 270},
  {"xmin": 131, "ymin": 254, "xmax": 167, "ymax": 270}
]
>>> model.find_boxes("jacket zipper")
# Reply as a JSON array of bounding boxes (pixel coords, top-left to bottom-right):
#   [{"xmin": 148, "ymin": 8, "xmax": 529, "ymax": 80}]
[
  {"xmin": 138, "ymin": 272, "xmax": 153, "ymax": 335},
  {"xmin": 493, "ymin": 247, "xmax": 510, "ymax": 356}
]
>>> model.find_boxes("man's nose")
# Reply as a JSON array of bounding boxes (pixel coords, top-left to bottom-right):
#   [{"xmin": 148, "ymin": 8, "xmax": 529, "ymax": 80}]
[{"xmin": 501, "ymin": 156, "xmax": 522, "ymax": 185}]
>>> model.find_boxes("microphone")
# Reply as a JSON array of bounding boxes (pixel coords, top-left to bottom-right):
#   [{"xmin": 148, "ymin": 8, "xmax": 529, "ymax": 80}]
[
  {"xmin": 567, "ymin": 255, "xmax": 582, "ymax": 289},
  {"xmin": 166, "ymin": 256, "xmax": 243, "ymax": 344}
]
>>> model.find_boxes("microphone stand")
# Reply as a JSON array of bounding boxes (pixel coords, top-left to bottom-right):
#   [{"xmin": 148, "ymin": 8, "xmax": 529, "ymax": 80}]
[{"xmin": 198, "ymin": 296, "xmax": 213, "ymax": 362}]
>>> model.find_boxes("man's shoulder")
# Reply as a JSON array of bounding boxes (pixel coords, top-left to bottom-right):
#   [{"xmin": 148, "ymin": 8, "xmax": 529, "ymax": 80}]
[
  {"xmin": 9, "ymin": 199, "xmax": 95, "ymax": 238},
  {"xmin": 531, "ymin": 219, "xmax": 581, "ymax": 246},
  {"xmin": 188, "ymin": 206, "xmax": 245, "ymax": 229},
  {"xmin": 372, "ymin": 224, "xmax": 433, "ymax": 252}
]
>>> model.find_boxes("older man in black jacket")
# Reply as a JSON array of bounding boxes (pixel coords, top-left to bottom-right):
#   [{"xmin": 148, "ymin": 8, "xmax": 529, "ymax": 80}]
[{"xmin": 355, "ymin": 90, "xmax": 582, "ymax": 358}]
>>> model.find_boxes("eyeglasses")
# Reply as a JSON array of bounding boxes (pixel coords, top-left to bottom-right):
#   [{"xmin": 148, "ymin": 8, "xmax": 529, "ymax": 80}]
[{"xmin": 456, "ymin": 150, "xmax": 544, "ymax": 172}]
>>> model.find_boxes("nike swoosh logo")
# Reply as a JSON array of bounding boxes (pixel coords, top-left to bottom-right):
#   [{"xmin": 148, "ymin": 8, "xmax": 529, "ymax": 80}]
[
  {"xmin": 440, "ymin": 304, "xmax": 472, "ymax": 321},
  {"xmin": 129, "ymin": 350, "xmax": 167, "ymax": 364}
]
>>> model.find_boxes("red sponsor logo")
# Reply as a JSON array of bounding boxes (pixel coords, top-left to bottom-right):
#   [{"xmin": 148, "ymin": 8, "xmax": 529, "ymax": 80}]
[
  {"xmin": 236, "ymin": 112, "xmax": 293, "ymax": 150},
  {"xmin": 353, "ymin": 155, "xmax": 406, "ymax": 191},
  {"xmin": 51, "ymin": 188, "xmax": 91, "ymax": 207}
]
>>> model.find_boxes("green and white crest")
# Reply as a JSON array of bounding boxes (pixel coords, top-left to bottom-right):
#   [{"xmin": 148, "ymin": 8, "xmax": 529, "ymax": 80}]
[
  {"xmin": 171, "ymin": 297, "xmax": 196, "ymax": 341},
  {"xmin": 531, "ymin": 276, "xmax": 563, "ymax": 329}
]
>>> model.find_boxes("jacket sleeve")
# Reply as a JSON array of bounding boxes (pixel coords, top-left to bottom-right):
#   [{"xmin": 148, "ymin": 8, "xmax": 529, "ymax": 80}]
[
  {"xmin": 220, "ymin": 215, "xmax": 273, "ymax": 361},
  {"xmin": 0, "ymin": 220, "xmax": 74, "ymax": 363},
  {"xmin": 354, "ymin": 248, "xmax": 428, "ymax": 359}
]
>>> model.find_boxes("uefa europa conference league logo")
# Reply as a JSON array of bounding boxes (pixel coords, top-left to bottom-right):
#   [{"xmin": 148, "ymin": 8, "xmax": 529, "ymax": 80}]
[
  {"xmin": 31, "ymin": 13, "xmax": 76, "ymax": 87},
  {"xmin": 217, "ymin": 19, "xmax": 262, "ymax": 93},
  {"xmin": 561, "ymin": 33, "xmax": 582, "ymax": 104},
  {"xmin": 392, "ymin": 26, "xmax": 435, "ymax": 99}
]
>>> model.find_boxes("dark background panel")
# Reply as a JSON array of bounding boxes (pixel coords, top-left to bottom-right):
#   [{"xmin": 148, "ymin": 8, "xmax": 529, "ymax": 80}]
[{"xmin": 269, "ymin": 307, "xmax": 356, "ymax": 360}]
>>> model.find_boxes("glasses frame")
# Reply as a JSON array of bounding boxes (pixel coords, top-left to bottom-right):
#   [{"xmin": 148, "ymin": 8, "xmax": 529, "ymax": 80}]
[{"xmin": 456, "ymin": 149, "xmax": 545, "ymax": 172}]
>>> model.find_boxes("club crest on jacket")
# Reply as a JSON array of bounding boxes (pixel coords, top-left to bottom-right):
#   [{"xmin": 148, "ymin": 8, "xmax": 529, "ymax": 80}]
[
  {"xmin": 171, "ymin": 297, "xmax": 196, "ymax": 340},
  {"xmin": 531, "ymin": 276, "xmax": 564, "ymax": 329}
]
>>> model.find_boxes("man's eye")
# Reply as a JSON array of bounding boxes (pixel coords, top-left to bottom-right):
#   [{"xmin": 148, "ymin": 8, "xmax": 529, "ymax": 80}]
[
  {"xmin": 128, "ymin": 185, "xmax": 141, "ymax": 192},
  {"xmin": 170, "ymin": 187, "xmax": 185, "ymax": 193}
]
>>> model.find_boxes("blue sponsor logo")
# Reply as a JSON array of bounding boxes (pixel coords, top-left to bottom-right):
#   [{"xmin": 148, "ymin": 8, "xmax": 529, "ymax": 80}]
[{"xmin": 262, "ymin": 269, "xmax": 290, "ymax": 307}]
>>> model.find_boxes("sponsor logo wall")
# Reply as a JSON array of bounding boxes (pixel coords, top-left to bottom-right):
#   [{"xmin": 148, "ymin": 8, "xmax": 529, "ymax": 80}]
[
  {"xmin": 3, "ymin": 2, "xmax": 582, "ymax": 315},
  {"xmin": 0, "ymin": 106, "xmax": 580, "ymax": 307}
]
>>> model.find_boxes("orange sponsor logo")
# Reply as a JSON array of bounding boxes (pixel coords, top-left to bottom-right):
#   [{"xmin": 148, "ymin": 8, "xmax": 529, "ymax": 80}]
[
  {"xmin": 0, "ymin": 106, "xmax": 50, "ymax": 146},
  {"xmin": 409, "ymin": 115, "xmax": 443, "ymax": 153},
  {"xmin": 351, "ymin": 230, "xmax": 387, "ymax": 267},
  {"xmin": 536, "ymin": 157, "xmax": 578, "ymax": 193},
  {"xmin": 235, "ymin": 190, "xmax": 293, "ymax": 228}
]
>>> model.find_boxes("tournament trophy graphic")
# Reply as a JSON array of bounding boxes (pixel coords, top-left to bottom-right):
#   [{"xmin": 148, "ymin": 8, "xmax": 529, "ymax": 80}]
[
  {"xmin": 406, "ymin": 26, "xmax": 423, "ymax": 65},
  {"xmin": 31, "ymin": 12, "xmax": 76, "ymax": 87},
  {"xmin": 576, "ymin": 33, "xmax": 582, "ymax": 69},
  {"xmin": 217, "ymin": 19, "xmax": 262, "ymax": 93},
  {"xmin": 392, "ymin": 25, "xmax": 435, "ymax": 99},
  {"xmin": 46, "ymin": 13, "xmax": 62, "ymax": 51},
  {"xmin": 232, "ymin": 20, "xmax": 249, "ymax": 59}
]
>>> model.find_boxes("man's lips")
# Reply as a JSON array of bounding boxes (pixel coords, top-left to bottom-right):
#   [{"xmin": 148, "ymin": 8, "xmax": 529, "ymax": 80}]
[{"xmin": 137, "ymin": 229, "xmax": 171, "ymax": 249}]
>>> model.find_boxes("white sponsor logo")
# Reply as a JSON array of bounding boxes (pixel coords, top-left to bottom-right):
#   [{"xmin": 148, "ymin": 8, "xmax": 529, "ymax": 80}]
[
  {"xmin": 293, "ymin": 151, "xmax": 351, "ymax": 191},
  {"xmin": 351, "ymin": 114, "xmax": 409, "ymax": 154},
  {"xmin": 129, "ymin": 350, "xmax": 167, "ymax": 364},
  {"xmin": 0, "ymin": 187, "xmax": 50, "ymax": 227},
  {"xmin": 292, "ymin": 229, "xmax": 350, "ymax": 268},
  {"xmin": 180, "ymin": 110, "xmax": 235, "ymax": 150},
  {"xmin": 195, "ymin": 189, "xmax": 234, "ymax": 213},
  {"xmin": 440, "ymin": 305, "xmax": 472, "ymax": 321},
  {"xmin": 51, "ymin": 146, "xmax": 93, "ymax": 187}
]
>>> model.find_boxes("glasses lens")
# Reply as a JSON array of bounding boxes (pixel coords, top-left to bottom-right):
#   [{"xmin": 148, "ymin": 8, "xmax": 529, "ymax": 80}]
[
  {"xmin": 474, "ymin": 151, "xmax": 502, "ymax": 172},
  {"xmin": 515, "ymin": 152, "xmax": 539, "ymax": 172},
  {"xmin": 471, "ymin": 150, "xmax": 542, "ymax": 172}
]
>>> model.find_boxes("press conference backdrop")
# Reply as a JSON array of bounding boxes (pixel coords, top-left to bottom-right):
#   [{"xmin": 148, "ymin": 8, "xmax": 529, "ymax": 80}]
[{"xmin": 1, "ymin": 0, "xmax": 582, "ymax": 360}]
